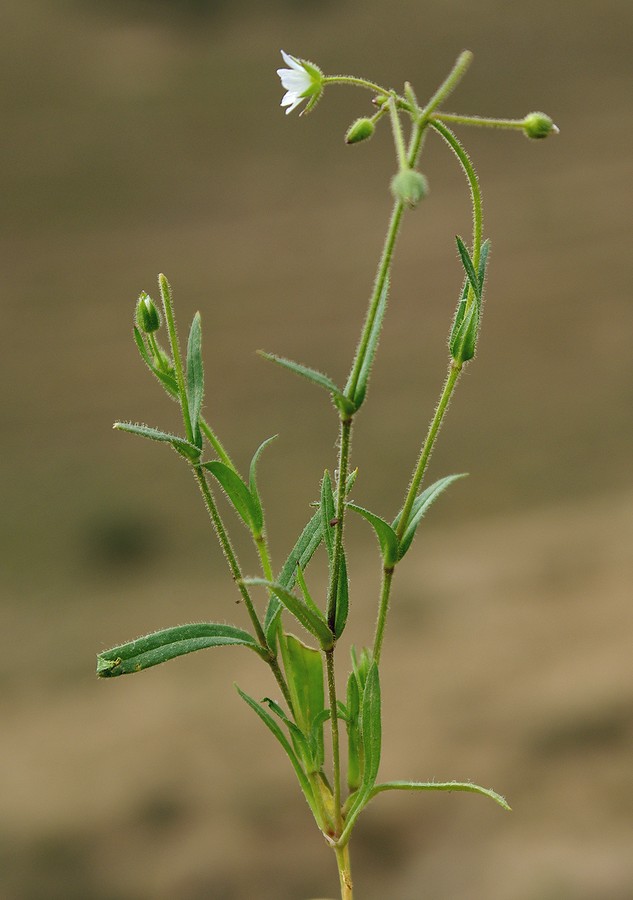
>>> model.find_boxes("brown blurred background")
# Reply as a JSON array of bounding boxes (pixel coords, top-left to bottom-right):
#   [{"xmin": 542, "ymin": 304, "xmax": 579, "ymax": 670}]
[{"xmin": 2, "ymin": 1, "xmax": 633, "ymax": 898}]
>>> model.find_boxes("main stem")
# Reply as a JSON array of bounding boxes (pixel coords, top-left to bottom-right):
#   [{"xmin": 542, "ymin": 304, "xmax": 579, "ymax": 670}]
[{"xmin": 335, "ymin": 842, "xmax": 353, "ymax": 899}]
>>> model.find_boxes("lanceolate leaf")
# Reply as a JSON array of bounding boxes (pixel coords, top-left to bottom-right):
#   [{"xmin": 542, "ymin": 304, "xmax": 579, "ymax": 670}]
[
  {"xmin": 279, "ymin": 633, "xmax": 325, "ymax": 772},
  {"xmin": 320, "ymin": 471, "xmax": 336, "ymax": 562},
  {"xmin": 347, "ymin": 503, "xmax": 399, "ymax": 568},
  {"xmin": 359, "ymin": 662, "xmax": 382, "ymax": 794},
  {"xmin": 113, "ymin": 421, "xmax": 201, "ymax": 462},
  {"xmin": 96, "ymin": 623, "xmax": 267, "ymax": 677},
  {"xmin": 368, "ymin": 780, "xmax": 510, "ymax": 811},
  {"xmin": 477, "ymin": 238, "xmax": 491, "ymax": 296},
  {"xmin": 258, "ymin": 351, "xmax": 355, "ymax": 418},
  {"xmin": 249, "ymin": 435, "xmax": 278, "ymax": 524},
  {"xmin": 203, "ymin": 460, "xmax": 263, "ymax": 536},
  {"xmin": 349, "ymin": 274, "xmax": 389, "ymax": 409},
  {"xmin": 186, "ymin": 312, "xmax": 204, "ymax": 446},
  {"xmin": 456, "ymin": 235, "xmax": 480, "ymax": 300},
  {"xmin": 236, "ymin": 685, "xmax": 319, "ymax": 822},
  {"xmin": 334, "ymin": 551, "xmax": 349, "ymax": 639},
  {"xmin": 245, "ymin": 578, "xmax": 334, "ymax": 650},
  {"xmin": 394, "ymin": 473, "xmax": 467, "ymax": 560}
]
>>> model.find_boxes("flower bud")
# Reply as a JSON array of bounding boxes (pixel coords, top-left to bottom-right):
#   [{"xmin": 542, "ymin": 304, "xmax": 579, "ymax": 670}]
[
  {"xmin": 345, "ymin": 117, "xmax": 375, "ymax": 145},
  {"xmin": 136, "ymin": 292, "xmax": 161, "ymax": 334},
  {"xmin": 390, "ymin": 169, "xmax": 429, "ymax": 208},
  {"xmin": 523, "ymin": 111, "xmax": 559, "ymax": 140}
]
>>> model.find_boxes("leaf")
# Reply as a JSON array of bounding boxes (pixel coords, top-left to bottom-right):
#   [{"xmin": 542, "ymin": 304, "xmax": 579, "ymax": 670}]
[
  {"xmin": 359, "ymin": 661, "xmax": 382, "ymax": 794},
  {"xmin": 258, "ymin": 351, "xmax": 355, "ymax": 418},
  {"xmin": 262, "ymin": 697, "xmax": 314, "ymax": 769},
  {"xmin": 449, "ymin": 300, "xmax": 480, "ymax": 364},
  {"xmin": 348, "ymin": 275, "xmax": 389, "ymax": 409},
  {"xmin": 456, "ymin": 235, "xmax": 480, "ymax": 300},
  {"xmin": 249, "ymin": 435, "xmax": 277, "ymax": 527},
  {"xmin": 186, "ymin": 312, "xmax": 204, "ymax": 446},
  {"xmin": 295, "ymin": 565, "xmax": 325, "ymax": 621},
  {"xmin": 203, "ymin": 460, "xmax": 262, "ymax": 536},
  {"xmin": 113, "ymin": 421, "xmax": 201, "ymax": 462},
  {"xmin": 477, "ymin": 238, "xmax": 491, "ymax": 297},
  {"xmin": 368, "ymin": 780, "xmax": 511, "ymax": 811},
  {"xmin": 245, "ymin": 578, "xmax": 334, "ymax": 651},
  {"xmin": 346, "ymin": 669, "xmax": 362, "ymax": 792},
  {"xmin": 236, "ymin": 685, "xmax": 319, "ymax": 821},
  {"xmin": 334, "ymin": 551, "xmax": 349, "ymax": 639},
  {"xmin": 394, "ymin": 473, "xmax": 467, "ymax": 560},
  {"xmin": 320, "ymin": 471, "xmax": 336, "ymax": 563},
  {"xmin": 96, "ymin": 623, "xmax": 267, "ymax": 677},
  {"xmin": 347, "ymin": 503, "xmax": 399, "ymax": 568},
  {"xmin": 279, "ymin": 633, "xmax": 325, "ymax": 772}
]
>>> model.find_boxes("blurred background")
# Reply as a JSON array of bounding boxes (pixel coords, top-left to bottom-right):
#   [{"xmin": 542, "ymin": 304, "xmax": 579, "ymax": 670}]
[{"xmin": 2, "ymin": 1, "xmax": 633, "ymax": 897}]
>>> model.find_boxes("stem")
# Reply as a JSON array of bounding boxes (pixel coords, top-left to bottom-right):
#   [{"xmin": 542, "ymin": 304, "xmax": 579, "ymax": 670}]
[
  {"xmin": 192, "ymin": 465, "xmax": 294, "ymax": 711},
  {"xmin": 334, "ymin": 842, "xmax": 353, "ymax": 899},
  {"xmin": 326, "ymin": 649, "xmax": 344, "ymax": 836},
  {"xmin": 158, "ymin": 274, "xmax": 193, "ymax": 444},
  {"xmin": 326, "ymin": 418, "xmax": 352, "ymax": 630},
  {"xmin": 396, "ymin": 360, "xmax": 463, "ymax": 545},
  {"xmin": 372, "ymin": 565, "xmax": 395, "ymax": 665},
  {"xmin": 434, "ymin": 112, "xmax": 525, "ymax": 130},
  {"xmin": 418, "ymin": 50, "xmax": 473, "ymax": 123},
  {"xmin": 323, "ymin": 74, "xmax": 389, "ymax": 96},
  {"xmin": 388, "ymin": 95, "xmax": 409, "ymax": 170},
  {"xmin": 199, "ymin": 418, "xmax": 236, "ymax": 470}
]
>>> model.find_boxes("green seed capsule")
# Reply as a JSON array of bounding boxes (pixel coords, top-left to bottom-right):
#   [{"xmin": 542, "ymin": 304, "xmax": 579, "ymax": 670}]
[
  {"xmin": 390, "ymin": 169, "xmax": 429, "ymax": 208},
  {"xmin": 523, "ymin": 112, "xmax": 559, "ymax": 140},
  {"xmin": 345, "ymin": 117, "xmax": 375, "ymax": 144}
]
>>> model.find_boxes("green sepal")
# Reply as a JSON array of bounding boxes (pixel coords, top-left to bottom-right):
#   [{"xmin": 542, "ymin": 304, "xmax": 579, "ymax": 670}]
[
  {"xmin": 249, "ymin": 435, "xmax": 278, "ymax": 527},
  {"xmin": 236, "ymin": 684, "xmax": 319, "ymax": 822},
  {"xmin": 186, "ymin": 312, "xmax": 204, "ymax": 449},
  {"xmin": 456, "ymin": 235, "xmax": 481, "ymax": 300},
  {"xmin": 346, "ymin": 503, "xmax": 399, "ymax": 569},
  {"xmin": 450, "ymin": 300, "xmax": 480, "ymax": 363},
  {"xmin": 394, "ymin": 473, "xmax": 467, "ymax": 560},
  {"xmin": 133, "ymin": 327, "xmax": 179, "ymax": 399},
  {"xmin": 368, "ymin": 780, "xmax": 510, "ymax": 811},
  {"xmin": 279, "ymin": 632, "xmax": 325, "ymax": 772},
  {"xmin": 202, "ymin": 460, "xmax": 263, "ymax": 536},
  {"xmin": 347, "ymin": 275, "xmax": 389, "ymax": 410},
  {"xmin": 258, "ymin": 351, "xmax": 356, "ymax": 418},
  {"xmin": 245, "ymin": 578, "xmax": 334, "ymax": 651},
  {"xmin": 96, "ymin": 622, "xmax": 267, "ymax": 677},
  {"xmin": 113, "ymin": 421, "xmax": 201, "ymax": 462}
]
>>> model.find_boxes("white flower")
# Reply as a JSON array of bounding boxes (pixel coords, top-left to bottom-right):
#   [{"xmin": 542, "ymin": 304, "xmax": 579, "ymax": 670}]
[{"xmin": 277, "ymin": 50, "xmax": 323, "ymax": 116}]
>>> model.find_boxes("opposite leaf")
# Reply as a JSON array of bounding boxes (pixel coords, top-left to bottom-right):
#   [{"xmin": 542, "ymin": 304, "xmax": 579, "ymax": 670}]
[
  {"xmin": 113, "ymin": 421, "xmax": 201, "ymax": 462},
  {"xmin": 203, "ymin": 460, "xmax": 263, "ymax": 536},
  {"xmin": 259, "ymin": 351, "xmax": 356, "ymax": 418}
]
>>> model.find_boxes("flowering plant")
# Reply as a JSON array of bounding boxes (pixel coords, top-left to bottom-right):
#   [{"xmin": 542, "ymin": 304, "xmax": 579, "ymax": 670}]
[{"xmin": 97, "ymin": 50, "xmax": 556, "ymax": 899}]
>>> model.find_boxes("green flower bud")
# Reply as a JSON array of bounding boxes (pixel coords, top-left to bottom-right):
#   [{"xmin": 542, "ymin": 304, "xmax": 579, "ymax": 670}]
[
  {"xmin": 345, "ymin": 117, "xmax": 375, "ymax": 145},
  {"xmin": 390, "ymin": 169, "xmax": 429, "ymax": 208},
  {"xmin": 136, "ymin": 292, "xmax": 161, "ymax": 334},
  {"xmin": 523, "ymin": 111, "xmax": 559, "ymax": 140}
]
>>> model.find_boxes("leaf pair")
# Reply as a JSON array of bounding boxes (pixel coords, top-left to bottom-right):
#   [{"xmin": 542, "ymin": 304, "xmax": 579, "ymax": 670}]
[
  {"xmin": 348, "ymin": 473, "xmax": 466, "ymax": 567},
  {"xmin": 449, "ymin": 237, "xmax": 490, "ymax": 364}
]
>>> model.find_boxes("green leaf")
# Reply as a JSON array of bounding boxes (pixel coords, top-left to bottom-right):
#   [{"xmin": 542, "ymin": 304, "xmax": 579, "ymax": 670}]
[
  {"xmin": 349, "ymin": 275, "xmax": 389, "ymax": 409},
  {"xmin": 186, "ymin": 312, "xmax": 204, "ymax": 447},
  {"xmin": 203, "ymin": 460, "xmax": 262, "ymax": 536},
  {"xmin": 477, "ymin": 238, "xmax": 491, "ymax": 296},
  {"xmin": 320, "ymin": 470, "xmax": 336, "ymax": 563},
  {"xmin": 249, "ymin": 435, "xmax": 277, "ymax": 527},
  {"xmin": 258, "ymin": 351, "xmax": 356, "ymax": 418},
  {"xmin": 346, "ymin": 669, "xmax": 362, "ymax": 792},
  {"xmin": 394, "ymin": 473, "xmax": 467, "ymax": 560},
  {"xmin": 359, "ymin": 661, "xmax": 381, "ymax": 794},
  {"xmin": 133, "ymin": 323, "xmax": 179, "ymax": 396},
  {"xmin": 96, "ymin": 623, "xmax": 267, "ymax": 677},
  {"xmin": 456, "ymin": 235, "xmax": 480, "ymax": 300},
  {"xmin": 450, "ymin": 300, "xmax": 480, "ymax": 363},
  {"xmin": 368, "ymin": 780, "xmax": 510, "ymax": 811},
  {"xmin": 347, "ymin": 503, "xmax": 399, "ymax": 569},
  {"xmin": 295, "ymin": 565, "xmax": 324, "ymax": 621},
  {"xmin": 245, "ymin": 578, "xmax": 334, "ymax": 651},
  {"xmin": 334, "ymin": 551, "xmax": 349, "ymax": 639},
  {"xmin": 236, "ymin": 685, "xmax": 319, "ymax": 821},
  {"xmin": 113, "ymin": 421, "xmax": 201, "ymax": 462},
  {"xmin": 262, "ymin": 696, "xmax": 314, "ymax": 770},
  {"xmin": 279, "ymin": 633, "xmax": 325, "ymax": 772}
]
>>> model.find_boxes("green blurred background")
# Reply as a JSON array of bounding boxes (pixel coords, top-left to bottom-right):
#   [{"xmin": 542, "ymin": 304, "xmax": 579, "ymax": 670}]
[{"xmin": 2, "ymin": 1, "xmax": 633, "ymax": 897}]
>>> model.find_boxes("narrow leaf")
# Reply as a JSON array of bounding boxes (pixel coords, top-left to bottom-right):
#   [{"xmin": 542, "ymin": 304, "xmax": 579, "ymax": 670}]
[
  {"xmin": 320, "ymin": 470, "xmax": 336, "ymax": 563},
  {"xmin": 236, "ymin": 685, "xmax": 318, "ymax": 820},
  {"xmin": 394, "ymin": 473, "xmax": 467, "ymax": 560},
  {"xmin": 279, "ymin": 633, "xmax": 325, "ymax": 772},
  {"xmin": 334, "ymin": 551, "xmax": 349, "ymax": 639},
  {"xmin": 96, "ymin": 622, "xmax": 267, "ymax": 677},
  {"xmin": 203, "ymin": 460, "xmax": 262, "ymax": 536},
  {"xmin": 186, "ymin": 312, "xmax": 204, "ymax": 445},
  {"xmin": 350, "ymin": 275, "xmax": 389, "ymax": 409},
  {"xmin": 249, "ymin": 435, "xmax": 277, "ymax": 527},
  {"xmin": 113, "ymin": 421, "xmax": 201, "ymax": 461},
  {"xmin": 296, "ymin": 565, "xmax": 324, "ymax": 621},
  {"xmin": 259, "ymin": 351, "xmax": 355, "ymax": 417},
  {"xmin": 477, "ymin": 238, "xmax": 491, "ymax": 297},
  {"xmin": 347, "ymin": 503, "xmax": 399, "ymax": 568},
  {"xmin": 369, "ymin": 780, "xmax": 510, "ymax": 811},
  {"xmin": 360, "ymin": 661, "xmax": 382, "ymax": 794},
  {"xmin": 245, "ymin": 578, "xmax": 334, "ymax": 650}
]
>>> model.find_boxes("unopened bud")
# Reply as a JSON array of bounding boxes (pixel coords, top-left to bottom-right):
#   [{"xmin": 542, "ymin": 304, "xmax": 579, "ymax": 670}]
[
  {"xmin": 345, "ymin": 117, "xmax": 375, "ymax": 145},
  {"xmin": 390, "ymin": 169, "xmax": 429, "ymax": 208},
  {"xmin": 136, "ymin": 292, "xmax": 161, "ymax": 333},
  {"xmin": 523, "ymin": 111, "xmax": 559, "ymax": 140}
]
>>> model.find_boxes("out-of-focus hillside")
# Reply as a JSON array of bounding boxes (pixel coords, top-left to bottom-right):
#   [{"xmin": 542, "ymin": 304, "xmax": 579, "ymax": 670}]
[{"xmin": 1, "ymin": 1, "xmax": 632, "ymax": 897}]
